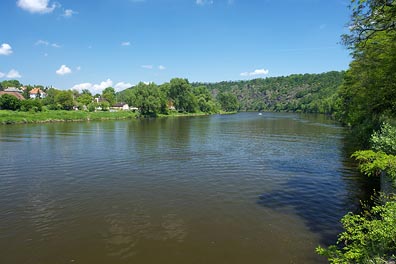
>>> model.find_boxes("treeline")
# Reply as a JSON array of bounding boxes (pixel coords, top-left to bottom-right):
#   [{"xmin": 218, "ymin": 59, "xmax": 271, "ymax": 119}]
[
  {"xmin": 317, "ymin": 1, "xmax": 396, "ymax": 263},
  {"xmin": 194, "ymin": 71, "xmax": 345, "ymax": 114},
  {"xmin": 117, "ymin": 78, "xmax": 238, "ymax": 115},
  {"xmin": 1, "ymin": 78, "xmax": 240, "ymax": 115},
  {"xmin": 0, "ymin": 85, "xmax": 118, "ymax": 112}
]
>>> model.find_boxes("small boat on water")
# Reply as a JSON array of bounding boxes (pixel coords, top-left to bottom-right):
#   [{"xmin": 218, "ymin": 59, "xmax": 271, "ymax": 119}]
[{"xmin": 258, "ymin": 113, "xmax": 262, "ymax": 116}]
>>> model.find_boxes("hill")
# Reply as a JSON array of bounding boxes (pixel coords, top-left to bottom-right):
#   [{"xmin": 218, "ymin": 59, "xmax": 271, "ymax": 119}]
[{"xmin": 194, "ymin": 71, "xmax": 345, "ymax": 113}]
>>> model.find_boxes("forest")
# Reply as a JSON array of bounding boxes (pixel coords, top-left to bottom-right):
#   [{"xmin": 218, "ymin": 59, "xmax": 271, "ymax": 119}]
[{"xmin": 194, "ymin": 71, "xmax": 344, "ymax": 113}]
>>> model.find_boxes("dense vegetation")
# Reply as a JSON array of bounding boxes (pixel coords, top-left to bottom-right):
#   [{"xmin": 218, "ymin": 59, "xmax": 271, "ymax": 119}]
[
  {"xmin": 194, "ymin": 71, "xmax": 344, "ymax": 113},
  {"xmin": 317, "ymin": 0, "xmax": 396, "ymax": 263}
]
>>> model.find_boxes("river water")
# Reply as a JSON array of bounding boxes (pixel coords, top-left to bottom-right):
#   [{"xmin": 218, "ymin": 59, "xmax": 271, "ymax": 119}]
[{"xmin": 0, "ymin": 112, "xmax": 375, "ymax": 263}]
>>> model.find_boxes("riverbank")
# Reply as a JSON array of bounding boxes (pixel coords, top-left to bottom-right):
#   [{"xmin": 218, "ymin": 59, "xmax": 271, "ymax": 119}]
[
  {"xmin": 0, "ymin": 110, "xmax": 235, "ymax": 125},
  {"xmin": 0, "ymin": 110, "xmax": 139, "ymax": 125}
]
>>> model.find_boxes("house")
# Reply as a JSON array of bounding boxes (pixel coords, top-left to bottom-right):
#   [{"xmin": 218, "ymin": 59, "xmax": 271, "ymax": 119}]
[
  {"xmin": 111, "ymin": 102, "xmax": 130, "ymax": 111},
  {"xmin": 167, "ymin": 101, "xmax": 176, "ymax": 111},
  {"xmin": 29, "ymin": 88, "xmax": 47, "ymax": 99},
  {"xmin": 0, "ymin": 91, "xmax": 25, "ymax": 100},
  {"xmin": 4, "ymin": 87, "xmax": 22, "ymax": 93}
]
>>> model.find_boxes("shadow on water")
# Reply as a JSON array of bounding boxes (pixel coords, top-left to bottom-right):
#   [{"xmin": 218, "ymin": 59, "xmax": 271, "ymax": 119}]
[{"xmin": 256, "ymin": 131, "xmax": 379, "ymax": 246}]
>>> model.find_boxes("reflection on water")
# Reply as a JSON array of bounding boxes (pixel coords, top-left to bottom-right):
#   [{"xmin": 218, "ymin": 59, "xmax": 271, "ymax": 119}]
[{"xmin": 0, "ymin": 113, "xmax": 376, "ymax": 263}]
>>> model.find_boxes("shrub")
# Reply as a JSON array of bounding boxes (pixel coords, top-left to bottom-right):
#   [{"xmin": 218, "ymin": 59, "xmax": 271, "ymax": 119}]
[
  {"xmin": 20, "ymin": 99, "xmax": 42, "ymax": 112},
  {"xmin": 371, "ymin": 123, "xmax": 396, "ymax": 155},
  {"xmin": 0, "ymin": 94, "xmax": 21, "ymax": 110},
  {"xmin": 317, "ymin": 195, "xmax": 396, "ymax": 263}
]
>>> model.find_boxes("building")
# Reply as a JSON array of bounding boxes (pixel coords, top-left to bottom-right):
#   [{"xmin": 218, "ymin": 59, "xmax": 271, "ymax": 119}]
[
  {"xmin": 4, "ymin": 87, "xmax": 23, "ymax": 93},
  {"xmin": 29, "ymin": 88, "xmax": 47, "ymax": 99},
  {"xmin": 0, "ymin": 91, "xmax": 25, "ymax": 100}
]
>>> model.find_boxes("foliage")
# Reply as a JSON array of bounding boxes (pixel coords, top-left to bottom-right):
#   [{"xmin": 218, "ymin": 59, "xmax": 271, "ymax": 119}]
[
  {"xmin": 336, "ymin": 0, "xmax": 396, "ymax": 143},
  {"xmin": 0, "ymin": 94, "xmax": 21, "ymax": 110},
  {"xmin": 195, "ymin": 71, "xmax": 345, "ymax": 113},
  {"xmin": 54, "ymin": 90, "xmax": 75, "ymax": 110},
  {"xmin": 342, "ymin": 0, "xmax": 396, "ymax": 49},
  {"xmin": 1, "ymin": 80, "xmax": 21, "ymax": 90},
  {"xmin": 102, "ymin": 87, "xmax": 116, "ymax": 106},
  {"xmin": 168, "ymin": 78, "xmax": 198, "ymax": 113},
  {"xmin": 371, "ymin": 122, "xmax": 396, "ymax": 155},
  {"xmin": 352, "ymin": 150, "xmax": 396, "ymax": 180},
  {"xmin": 20, "ymin": 99, "xmax": 42, "ymax": 112},
  {"xmin": 316, "ymin": 195, "xmax": 396, "ymax": 264},
  {"xmin": 217, "ymin": 92, "xmax": 239, "ymax": 112},
  {"xmin": 76, "ymin": 93, "xmax": 93, "ymax": 106},
  {"xmin": 131, "ymin": 82, "xmax": 167, "ymax": 116}
]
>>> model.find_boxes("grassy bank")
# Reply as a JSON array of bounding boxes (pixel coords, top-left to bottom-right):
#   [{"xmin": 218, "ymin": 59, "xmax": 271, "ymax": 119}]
[{"xmin": 0, "ymin": 110, "xmax": 138, "ymax": 125}]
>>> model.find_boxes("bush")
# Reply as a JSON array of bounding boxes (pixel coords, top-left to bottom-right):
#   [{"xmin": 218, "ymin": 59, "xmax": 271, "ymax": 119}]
[
  {"xmin": 317, "ymin": 195, "xmax": 396, "ymax": 263},
  {"xmin": 371, "ymin": 123, "xmax": 396, "ymax": 155},
  {"xmin": 20, "ymin": 99, "xmax": 42, "ymax": 112},
  {"xmin": 87, "ymin": 103, "xmax": 96, "ymax": 112},
  {"xmin": 0, "ymin": 94, "xmax": 21, "ymax": 110}
]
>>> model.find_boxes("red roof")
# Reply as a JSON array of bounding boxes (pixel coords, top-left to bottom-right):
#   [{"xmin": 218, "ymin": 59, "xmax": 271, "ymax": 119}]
[{"xmin": 0, "ymin": 91, "xmax": 25, "ymax": 100}]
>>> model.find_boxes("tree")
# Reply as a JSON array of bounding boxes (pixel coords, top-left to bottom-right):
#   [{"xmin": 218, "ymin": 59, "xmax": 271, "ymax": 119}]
[
  {"xmin": 77, "ymin": 93, "xmax": 93, "ymax": 106},
  {"xmin": 217, "ymin": 92, "xmax": 239, "ymax": 112},
  {"xmin": 1, "ymin": 80, "xmax": 21, "ymax": 89},
  {"xmin": 102, "ymin": 87, "xmax": 116, "ymax": 106},
  {"xmin": 336, "ymin": 0, "xmax": 396, "ymax": 143},
  {"xmin": 317, "ymin": 195, "xmax": 396, "ymax": 263},
  {"xmin": 55, "ymin": 90, "xmax": 75, "ymax": 110},
  {"xmin": 0, "ymin": 94, "xmax": 21, "ymax": 110},
  {"xmin": 342, "ymin": 0, "xmax": 396, "ymax": 49},
  {"xmin": 20, "ymin": 99, "xmax": 42, "ymax": 112},
  {"xmin": 132, "ymin": 82, "xmax": 166, "ymax": 116},
  {"xmin": 168, "ymin": 78, "xmax": 198, "ymax": 113}
]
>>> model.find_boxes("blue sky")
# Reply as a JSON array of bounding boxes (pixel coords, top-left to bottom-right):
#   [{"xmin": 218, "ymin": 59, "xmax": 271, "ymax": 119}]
[{"xmin": 0, "ymin": 0, "xmax": 351, "ymax": 93}]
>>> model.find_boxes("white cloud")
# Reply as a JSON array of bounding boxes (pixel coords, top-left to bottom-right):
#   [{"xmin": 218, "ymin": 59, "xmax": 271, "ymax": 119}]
[
  {"xmin": 17, "ymin": 0, "xmax": 57, "ymax": 14},
  {"xmin": 71, "ymin": 79, "xmax": 115, "ymax": 94},
  {"xmin": 63, "ymin": 9, "xmax": 78, "ymax": 18},
  {"xmin": 56, "ymin": 65, "xmax": 72, "ymax": 75},
  {"xmin": 35, "ymin": 40, "xmax": 61, "ymax": 48},
  {"xmin": 6, "ymin": 69, "xmax": 22, "ymax": 78},
  {"xmin": 121, "ymin": 41, "xmax": 131, "ymax": 46},
  {"xmin": 0, "ymin": 43, "xmax": 13, "ymax": 55},
  {"xmin": 93, "ymin": 79, "xmax": 113, "ymax": 91},
  {"xmin": 240, "ymin": 68, "xmax": 269, "ymax": 77},
  {"xmin": 115, "ymin": 82, "xmax": 133, "ymax": 91},
  {"xmin": 196, "ymin": 0, "xmax": 213, "ymax": 5},
  {"xmin": 141, "ymin": 65, "xmax": 153, "ymax": 69},
  {"xmin": 0, "ymin": 72, "xmax": 5, "ymax": 78},
  {"xmin": 158, "ymin": 65, "xmax": 166, "ymax": 70},
  {"xmin": 71, "ymin": 82, "xmax": 92, "ymax": 91},
  {"xmin": 35, "ymin": 39, "xmax": 49, "ymax": 46}
]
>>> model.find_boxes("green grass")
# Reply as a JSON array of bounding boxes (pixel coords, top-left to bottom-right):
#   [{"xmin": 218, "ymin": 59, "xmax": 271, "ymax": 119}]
[{"xmin": 0, "ymin": 110, "xmax": 138, "ymax": 125}]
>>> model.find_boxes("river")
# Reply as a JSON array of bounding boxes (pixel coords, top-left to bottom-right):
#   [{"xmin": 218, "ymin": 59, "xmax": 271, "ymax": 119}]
[{"xmin": 0, "ymin": 112, "xmax": 376, "ymax": 263}]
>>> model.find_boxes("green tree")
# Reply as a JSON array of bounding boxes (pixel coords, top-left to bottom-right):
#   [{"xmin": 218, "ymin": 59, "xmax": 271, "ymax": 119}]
[
  {"xmin": 132, "ymin": 82, "xmax": 166, "ymax": 116},
  {"xmin": 77, "ymin": 93, "xmax": 93, "ymax": 106},
  {"xmin": 168, "ymin": 78, "xmax": 198, "ymax": 113},
  {"xmin": 337, "ymin": 0, "xmax": 396, "ymax": 143},
  {"xmin": 20, "ymin": 99, "xmax": 42, "ymax": 112},
  {"xmin": 0, "ymin": 94, "xmax": 21, "ymax": 110},
  {"xmin": 317, "ymin": 195, "xmax": 396, "ymax": 264},
  {"xmin": 102, "ymin": 87, "xmax": 116, "ymax": 106},
  {"xmin": 217, "ymin": 92, "xmax": 239, "ymax": 112},
  {"xmin": 55, "ymin": 90, "xmax": 75, "ymax": 110},
  {"xmin": 1, "ymin": 80, "xmax": 21, "ymax": 89}
]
